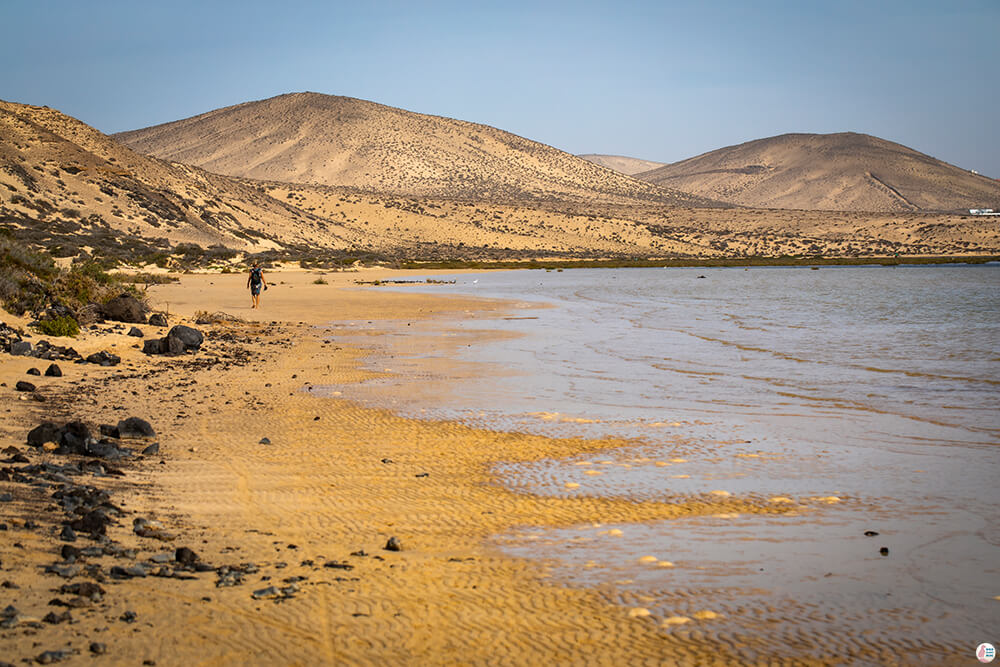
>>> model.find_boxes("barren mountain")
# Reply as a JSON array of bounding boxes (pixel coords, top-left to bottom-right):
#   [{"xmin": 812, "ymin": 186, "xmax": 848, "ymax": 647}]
[
  {"xmin": 114, "ymin": 92, "xmax": 714, "ymax": 207},
  {"xmin": 578, "ymin": 154, "xmax": 666, "ymax": 175},
  {"xmin": 3, "ymin": 101, "xmax": 997, "ymax": 261},
  {"xmin": 0, "ymin": 99, "xmax": 349, "ymax": 252},
  {"xmin": 636, "ymin": 133, "xmax": 1000, "ymax": 212}
]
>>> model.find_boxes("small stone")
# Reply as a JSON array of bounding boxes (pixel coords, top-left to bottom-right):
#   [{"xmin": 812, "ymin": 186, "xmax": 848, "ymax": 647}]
[
  {"xmin": 0, "ymin": 493, "xmax": 12, "ymax": 502},
  {"xmin": 141, "ymin": 443, "xmax": 160, "ymax": 456},
  {"xmin": 89, "ymin": 643, "xmax": 106, "ymax": 655},
  {"xmin": 259, "ymin": 437, "xmax": 271, "ymax": 445},
  {"xmin": 59, "ymin": 525, "xmax": 76, "ymax": 542},
  {"xmin": 148, "ymin": 313, "xmax": 168, "ymax": 327},
  {"xmin": 35, "ymin": 649, "xmax": 75, "ymax": 664},
  {"xmin": 15, "ymin": 380, "xmax": 36, "ymax": 392},
  {"xmin": 85, "ymin": 351, "xmax": 121, "ymax": 366},
  {"xmin": 864, "ymin": 530, "xmax": 879, "ymax": 537},
  {"xmin": 27, "ymin": 422, "xmax": 61, "ymax": 448},
  {"xmin": 120, "ymin": 610, "xmax": 137, "ymax": 623},
  {"xmin": 117, "ymin": 416, "xmax": 155, "ymax": 439},
  {"xmin": 127, "ymin": 326, "xmax": 144, "ymax": 338},
  {"xmin": 43, "ymin": 610, "xmax": 72, "ymax": 624},
  {"xmin": 251, "ymin": 585, "xmax": 280, "ymax": 600},
  {"xmin": 26, "ymin": 367, "xmax": 41, "ymax": 376},
  {"xmin": 879, "ymin": 547, "xmax": 889, "ymax": 556},
  {"xmin": 44, "ymin": 363, "xmax": 62, "ymax": 377},
  {"xmin": 175, "ymin": 547, "xmax": 199, "ymax": 566},
  {"xmin": 384, "ymin": 537, "xmax": 402, "ymax": 552}
]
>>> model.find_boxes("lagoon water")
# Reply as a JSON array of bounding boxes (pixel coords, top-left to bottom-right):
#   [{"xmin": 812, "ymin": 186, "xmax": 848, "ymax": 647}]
[{"xmin": 328, "ymin": 265, "xmax": 1000, "ymax": 662}]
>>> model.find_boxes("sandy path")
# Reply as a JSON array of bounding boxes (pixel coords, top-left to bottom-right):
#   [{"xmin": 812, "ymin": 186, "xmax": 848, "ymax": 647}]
[{"xmin": 1, "ymin": 271, "xmax": 800, "ymax": 665}]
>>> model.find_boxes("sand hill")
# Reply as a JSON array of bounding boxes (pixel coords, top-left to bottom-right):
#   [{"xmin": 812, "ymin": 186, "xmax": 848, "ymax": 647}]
[
  {"xmin": 114, "ymin": 92, "xmax": 713, "ymax": 207},
  {"xmin": 578, "ymin": 154, "xmax": 666, "ymax": 175},
  {"xmin": 635, "ymin": 133, "xmax": 1000, "ymax": 212}
]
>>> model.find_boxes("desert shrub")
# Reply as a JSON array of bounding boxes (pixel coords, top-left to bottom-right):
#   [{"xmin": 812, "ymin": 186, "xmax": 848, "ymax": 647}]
[
  {"xmin": 313, "ymin": 277, "xmax": 328, "ymax": 285},
  {"xmin": 115, "ymin": 272, "xmax": 178, "ymax": 285},
  {"xmin": 34, "ymin": 315, "xmax": 80, "ymax": 337}
]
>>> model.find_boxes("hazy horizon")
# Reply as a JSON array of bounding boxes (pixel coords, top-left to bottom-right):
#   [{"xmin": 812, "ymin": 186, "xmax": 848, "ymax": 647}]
[{"xmin": 2, "ymin": 0, "xmax": 998, "ymax": 177}]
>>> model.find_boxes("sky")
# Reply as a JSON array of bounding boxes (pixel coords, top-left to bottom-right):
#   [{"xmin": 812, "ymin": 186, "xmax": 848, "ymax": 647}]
[{"xmin": 3, "ymin": 0, "xmax": 998, "ymax": 177}]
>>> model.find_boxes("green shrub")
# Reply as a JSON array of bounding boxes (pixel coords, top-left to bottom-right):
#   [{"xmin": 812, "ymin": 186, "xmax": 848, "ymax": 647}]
[
  {"xmin": 312, "ymin": 277, "xmax": 328, "ymax": 285},
  {"xmin": 34, "ymin": 315, "xmax": 79, "ymax": 337}
]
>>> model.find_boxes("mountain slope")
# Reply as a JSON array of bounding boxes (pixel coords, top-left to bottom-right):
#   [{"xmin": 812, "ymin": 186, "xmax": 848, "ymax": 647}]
[
  {"xmin": 0, "ymin": 99, "xmax": 351, "ymax": 251},
  {"xmin": 114, "ymin": 92, "xmax": 717, "ymax": 207},
  {"xmin": 578, "ymin": 154, "xmax": 666, "ymax": 175},
  {"xmin": 635, "ymin": 133, "xmax": 1000, "ymax": 212}
]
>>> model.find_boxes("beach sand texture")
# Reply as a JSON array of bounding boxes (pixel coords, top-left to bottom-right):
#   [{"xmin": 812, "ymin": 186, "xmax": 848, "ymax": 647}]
[{"xmin": 0, "ymin": 271, "xmax": 811, "ymax": 665}]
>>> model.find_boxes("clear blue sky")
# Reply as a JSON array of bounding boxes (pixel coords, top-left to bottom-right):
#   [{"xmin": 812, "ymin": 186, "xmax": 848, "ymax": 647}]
[{"xmin": 3, "ymin": 0, "xmax": 998, "ymax": 177}]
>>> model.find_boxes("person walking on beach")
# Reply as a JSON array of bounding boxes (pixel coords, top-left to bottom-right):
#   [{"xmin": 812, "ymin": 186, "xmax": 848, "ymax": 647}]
[{"xmin": 247, "ymin": 262, "xmax": 267, "ymax": 309}]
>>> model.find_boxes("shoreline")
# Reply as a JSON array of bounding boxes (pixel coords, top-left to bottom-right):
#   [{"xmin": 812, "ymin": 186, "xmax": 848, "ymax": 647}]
[{"xmin": 0, "ymin": 270, "xmax": 796, "ymax": 665}]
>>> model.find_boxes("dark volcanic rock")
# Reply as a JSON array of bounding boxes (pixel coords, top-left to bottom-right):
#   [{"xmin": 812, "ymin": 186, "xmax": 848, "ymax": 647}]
[
  {"xmin": 44, "ymin": 363, "xmax": 62, "ymax": 377},
  {"xmin": 10, "ymin": 340, "xmax": 32, "ymax": 356},
  {"xmin": 58, "ymin": 421, "xmax": 92, "ymax": 454},
  {"xmin": 384, "ymin": 537, "xmax": 402, "ymax": 552},
  {"xmin": 70, "ymin": 510, "xmax": 112, "ymax": 536},
  {"xmin": 99, "ymin": 424, "xmax": 120, "ymax": 438},
  {"xmin": 89, "ymin": 643, "xmax": 107, "ymax": 655},
  {"xmin": 167, "ymin": 325, "xmax": 204, "ymax": 350},
  {"xmin": 85, "ymin": 351, "xmax": 121, "ymax": 366},
  {"xmin": 15, "ymin": 380, "xmax": 36, "ymax": 392},
  {"xmin": 148, "ymin": 313, "xmax": 168, "ymax": 327},
  {"xmin": 59, "ymin": 525, "xmax": 76, "ymax": 542},
  {"xmin": 101, "ymin": 293, "xmax": 147, "ymax": 323},
  {"xmin": 118, "ymin": 417, "xmax": 155, "ymax": 439},
  {"xmin": 27, "ymin": 422, "xmax": 62, "ymax": 448},
  {"xmin": 26, "ymin": 367, "xmax": 41, "ymax": 376},
  {"xmin": 141, "ymin": 443, "xmax": 160, "ymax": 455},
  {"xmin": 175, "ymin": 547, "xmax": 199, "ymax": 566},
  {"xmin": 142, "ymin": 338, "xmax": 165, "ymax": 355},
  {"xmin": 127, "ymin": 326, "xmax": 144, "ymax": 337}
]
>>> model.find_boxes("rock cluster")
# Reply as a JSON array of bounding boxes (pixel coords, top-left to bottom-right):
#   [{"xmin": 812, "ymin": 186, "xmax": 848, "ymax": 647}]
[{"xmin": 143, "ymin": 325, "xmax": 204, "ymax": 356}]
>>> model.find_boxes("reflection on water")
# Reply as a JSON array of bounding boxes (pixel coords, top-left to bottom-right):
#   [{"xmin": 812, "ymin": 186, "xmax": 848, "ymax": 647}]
[{"xmin": 322, "ymin": 265, "xmax": 1000, "ymax": 662}]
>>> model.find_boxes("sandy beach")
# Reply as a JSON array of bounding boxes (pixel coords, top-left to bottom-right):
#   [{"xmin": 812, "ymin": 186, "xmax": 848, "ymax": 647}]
[{"xmin": 0, "ymin": 270, "xmax": 805, "ymax": 666}]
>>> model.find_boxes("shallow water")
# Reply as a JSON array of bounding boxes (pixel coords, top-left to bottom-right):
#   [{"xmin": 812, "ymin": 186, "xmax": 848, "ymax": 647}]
[{"xmin": 322, "ymin": 265, "xmax": 1000, "ymax": 662}]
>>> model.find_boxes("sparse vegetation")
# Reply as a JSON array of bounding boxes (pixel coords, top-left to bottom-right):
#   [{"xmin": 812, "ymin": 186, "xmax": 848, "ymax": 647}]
[
  {"xmin": 312, "ymin": 277, "xmax": 328, "ymax": 285},
  {"xmin": 33, "ymin": 314, "xmax": 80, "ymax": 337}
]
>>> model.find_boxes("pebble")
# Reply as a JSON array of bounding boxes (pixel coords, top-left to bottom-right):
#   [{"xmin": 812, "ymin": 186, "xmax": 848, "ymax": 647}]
[
  {"xmin": 864, "ymin": 530, "xmax": 879, "ymax": 537},
  {"xmin": 259, "ymin": 437, "xmax": 271, "ymax": 445},
  {"xmin": 661, "ymin": 616, "xmax": 692, "ymax": 626},
  {"xmin": 44, "ymin": 364, "xmax": 62, "ymax": 377},
  {"xmin": 15, "ymin": 380, "xmax": 36, "ymax": 392},
  {"xmin": 384, "ymin": 536, "xmax": 402, "ymax": 552},
  {"xmin": 89, "ymin": 643, "xmax": 107, "ymax": 655},
  {"xmin": 26, "ymin": 367, "xmax": 41, "ymax": 376},
  {"xmin": 880, "ymin": 547, "xmax": 890, "ymax": 556}
]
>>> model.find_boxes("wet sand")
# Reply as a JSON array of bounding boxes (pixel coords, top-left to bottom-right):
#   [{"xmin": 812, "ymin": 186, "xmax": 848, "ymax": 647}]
[{"xmin": 0, "ymin": 270, "xmax": 803, "ymax": 666}]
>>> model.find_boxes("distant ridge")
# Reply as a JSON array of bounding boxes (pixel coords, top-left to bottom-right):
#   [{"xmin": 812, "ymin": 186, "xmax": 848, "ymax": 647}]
[
  {"xmin": 115, "ymin": 92, "xmax": 719, "ymax": 207},
  {"xmin": 577, "ymin": 154, "xmax": 666, "ymax": 175},
  {"xmin": 634, "ymin": 132, "xmax": 1000, "ymax": 212}
]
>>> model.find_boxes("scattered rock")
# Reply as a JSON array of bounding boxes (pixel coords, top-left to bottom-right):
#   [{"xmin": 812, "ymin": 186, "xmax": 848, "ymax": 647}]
[
  {"xmin": 141, "ymin": 443, "xmax": 160, "ymax": 456},
  {"xmin": 59, "ymin": 525, "xmax": 76, "ymax": 542},
  {"xmin": 120, "ymin": 610, "xmax": 137, "ymax": 623},
  {"xmin": 252, "ymin": 586, "xmax": 280, "ymax": 600},
  {"xmin": 42, "ymin": 610, "xmax": 72, "ymax": 624},
  {"xmin": 324, "ymin": 561, "xmax": 354, "ymax": 570},
  {"xmin": 148, "ymin": 313, "xmax": 168, "ymax": 327},
  {"xmin": 44, "ymin": 363, "xmax": 62, "ymax": 377},
  {"xmin": 35, "ymin": 649, "xmax": 77, "ymax": 664},
  {"xmin": 89, "ymin": 643, "xmax": 107, "ymax": 655},
  {"xmin": 142, "ymin": 339, "xmax": 165, "ymax": 355},
  {"xmin": 11, "ymin": 340, "xmax": 32, "ymax": 356},
  {"xmin": 127, "ymin": 326, "xmax": 144, "ymax": 338},
  {"xmin": 864, "ymin": 530, "xmax": 879, "ymax": 537},
  {"xmin": 60, "ymin": 582, "xmax": 104, "ymax": 601},
  {"xmin": 101, "ymin": 293, "xmax": 147, "ymax": 324},
  {"xmin": 99, "ymin": 424, "xmax": 120, "ymax": 438},
  {"xmin": 384, "ymin": 537, "xmax": 402, "ymax": 552},
  {"xmin": 15, "ymin": 380, "xmax": 37, "ymax": 392},
  {"xmin": 259, "ymin": 437, "xmax": 271, "ymax": 445},
  {"xmin": 133, "ymin": 518, "xmax": 175, "ymax": 541},
  {"xmin": 879, "ymin": 547, "xmax": 890, "ymax": 556},
  {"xmin": 85, "ymin": 351, "xmax": 121, "ymax": 366},
  {"xmin": 26, "ymin": 367, "xmax": 41, "ymax": 376},
  {"xmin": 175, "ymin": 547, "xmax": 199, "ymax": 566},
  {"xmin": 0, "ymin": 493, "xmax": 11, "ymax": 502},
  {"xmin": 167, "ymin": 325, "xmax": 204, "ymax": 351},
  {"xmin": 117, "ymin": 416, "xmax": 155, "ymax": 439}
]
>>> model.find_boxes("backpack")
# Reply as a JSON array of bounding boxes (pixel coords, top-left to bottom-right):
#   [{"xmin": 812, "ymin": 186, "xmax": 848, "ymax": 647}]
[{"xmin": 250, "ymin": 268, "xmax": 262, "ymax": 284}]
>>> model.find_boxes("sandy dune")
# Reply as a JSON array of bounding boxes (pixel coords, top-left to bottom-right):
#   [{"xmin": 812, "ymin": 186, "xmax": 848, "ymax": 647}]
[{"xmin": 636, "ymin": 132, "xmax": 1000, "ymax": 212}]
